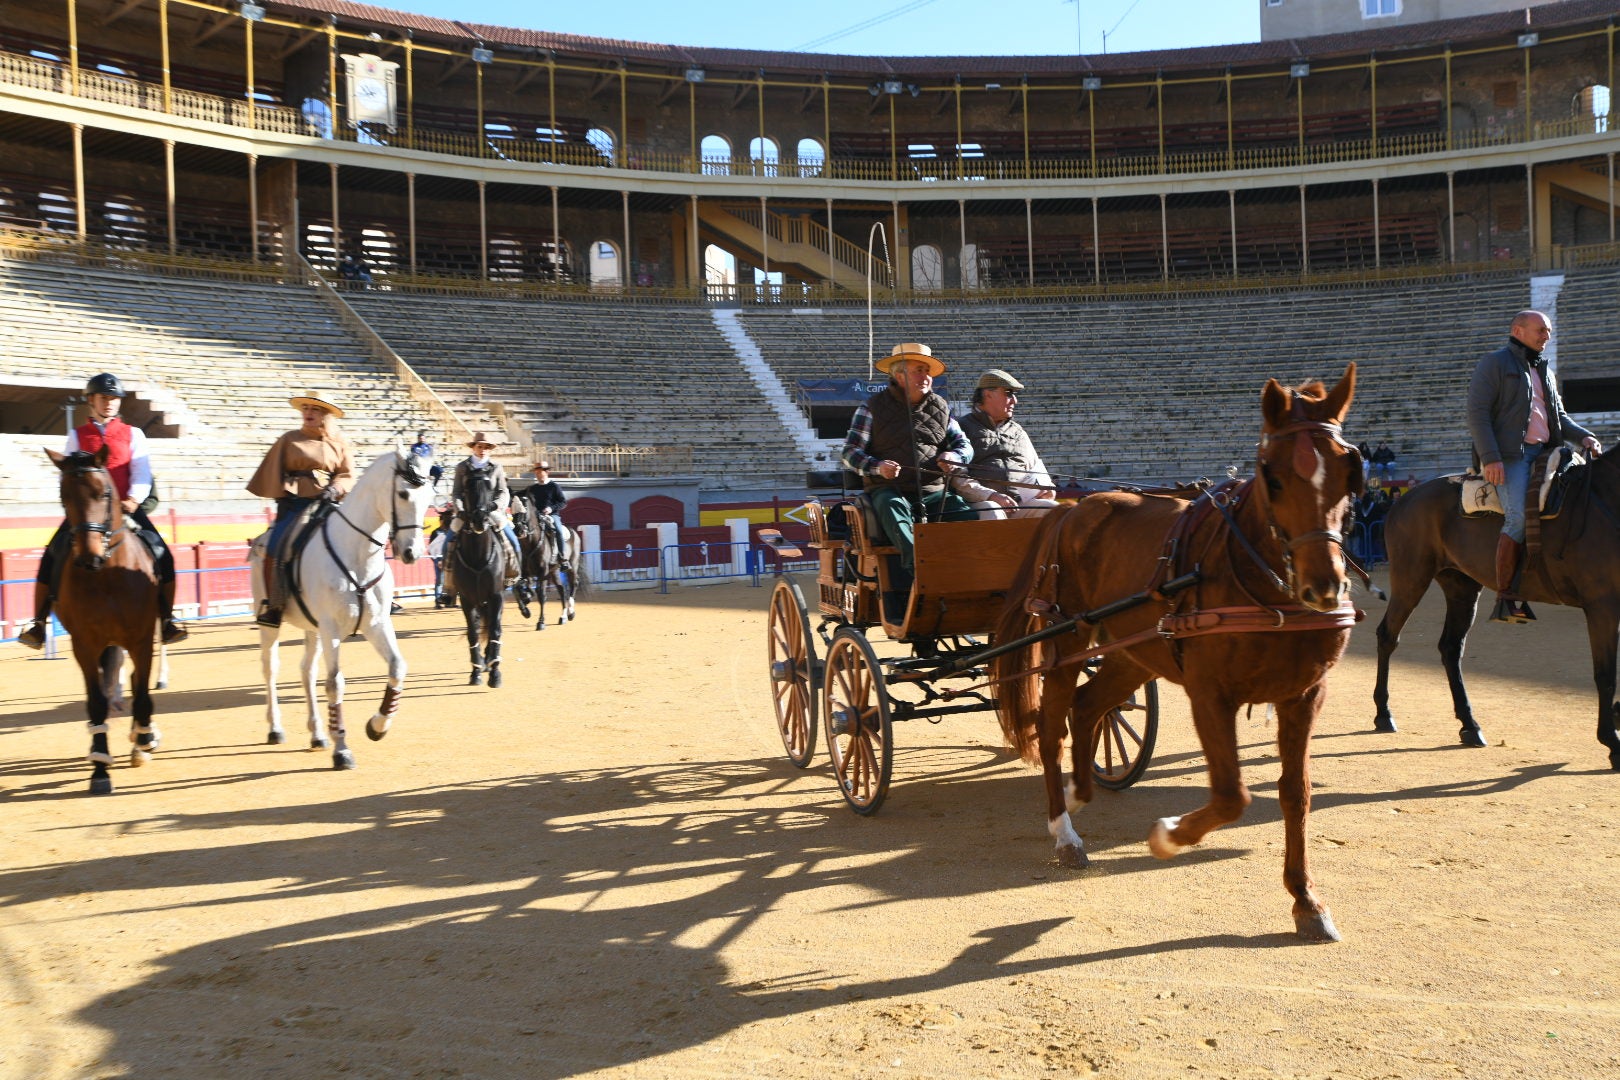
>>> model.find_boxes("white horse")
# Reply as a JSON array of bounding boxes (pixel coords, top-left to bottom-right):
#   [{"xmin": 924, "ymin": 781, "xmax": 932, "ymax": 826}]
[{"xmin": 250, "ymin": 447, "xmax": 436, "ymax": 769}]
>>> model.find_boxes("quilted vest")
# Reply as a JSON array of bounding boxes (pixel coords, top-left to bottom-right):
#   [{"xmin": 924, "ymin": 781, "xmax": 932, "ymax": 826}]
[
  {"xmin": 76, "ymin": 418, "xmax": 134, "ymax": 499},
  {"xmin": 863, "ymin": 385, "xmax": 951, "ymax": 495},
  {"xmin": 960, "ymin": 411, "xmax": 1041, "ymax": 494}
]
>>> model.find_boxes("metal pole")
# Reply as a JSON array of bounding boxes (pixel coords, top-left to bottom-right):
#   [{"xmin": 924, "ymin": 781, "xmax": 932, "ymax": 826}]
[
  {"xmin": 622, "ymin": 190, "xmax": 631, "ymax": 289},
  {"xmin": 329, "ymin": 161, "xmax": 340, "ymax": 263},
  {"xmin": 1159, "ymin": 193, "xmax": 1168, "ymax": 283},
  {"xmin": 478, "ymin": 180, "xmax": 488, "ymax": 279},
  {"xmin": 164, "ymin": 138, "xmax": 176, "ymax": 255},
  {"xmin": 408, "ymin": 172, "xmax": 417, "ymax": 275},
  {"xmin": 1092, "ymin": 196, "xmax": 1100, "ymax": 284},
  {"xmin": 1447, "ymin": 171, "xmax": 1456, "ymax": 265},
  {"xmin": 248, "ymin": 153, "xmax": 259, "ymax": 260},
  {"xmin": 826, "ymin": 198, "xmax": 835, "ymax": 287},
  {"xmin": 1299, "ymin": 183, "xmax": 1308, "ymax": 277},
  {"xmin": 1371, "ymin": 177, "xmax": 1380, "ymax": 270},
  {"xmin": 550, "ymin": 184, "xmax": 560, "ymax": 280},
  {"xmin": 72, "ymin": 122, "xmax": 86, "ymax": 242},
  {"xmin": 1026, "ymin": 198, "xmax": 1034, "ymax": 287},
  {"xmin": 1228, "ymin": 189, "xmax": 1237, "ymax": 278},
  {"xmin": 761, "ymin": 194, "xmax": 770, "ymax": 287},
  {"xmin": 160, "ymin": 0, "xmax": 171, "ymax": 112}
]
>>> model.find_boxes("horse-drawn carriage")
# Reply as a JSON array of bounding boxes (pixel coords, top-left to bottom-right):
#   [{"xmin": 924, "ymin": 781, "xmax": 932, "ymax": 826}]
[{"xmin": 766, "ymin": 496, "xmax": 1159, "ymax": 815}]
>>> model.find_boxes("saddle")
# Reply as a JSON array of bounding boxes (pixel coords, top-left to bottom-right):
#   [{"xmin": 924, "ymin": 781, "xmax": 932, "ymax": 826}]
[
  {"xmin": 257, "ymin": 501, "xmax": 335, "ymax": 608},
  {"xmin": 1456, "ymin": 446, "xmax": 1582, "ymax": 521}
]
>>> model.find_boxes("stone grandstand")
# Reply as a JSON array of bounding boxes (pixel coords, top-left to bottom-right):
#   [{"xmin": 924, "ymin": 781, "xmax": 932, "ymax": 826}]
[{"xmin": 11, "ymin": 249, "xmax": 1620, "ymax": 508}]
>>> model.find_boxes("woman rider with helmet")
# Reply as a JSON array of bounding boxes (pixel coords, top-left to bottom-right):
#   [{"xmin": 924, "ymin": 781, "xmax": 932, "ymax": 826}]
[{"xmin": 17, "ymin": 372, "xmax": 188, "ymax": 649}]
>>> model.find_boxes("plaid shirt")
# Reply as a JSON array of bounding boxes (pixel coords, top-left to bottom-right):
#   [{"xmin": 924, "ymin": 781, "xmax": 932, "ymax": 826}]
[{"xmin": 841, "ymin": 400, "xmax": 972, "ymax": 476}]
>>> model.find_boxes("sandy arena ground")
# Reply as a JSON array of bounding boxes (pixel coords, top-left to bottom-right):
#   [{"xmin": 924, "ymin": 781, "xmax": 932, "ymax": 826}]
[{"xmin": 2, "ymin": 571, "xmax": 1619, "ymax": 1079}]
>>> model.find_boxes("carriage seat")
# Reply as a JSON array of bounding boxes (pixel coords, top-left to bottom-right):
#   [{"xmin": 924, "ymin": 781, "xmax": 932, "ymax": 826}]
[{"xmin": 837, "ymin": 494, "xmax": 900, "ymax": 555}]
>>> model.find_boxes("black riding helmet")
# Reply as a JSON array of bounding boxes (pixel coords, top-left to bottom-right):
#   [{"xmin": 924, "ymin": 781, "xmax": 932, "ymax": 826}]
[{"xmin": 84, "ymin": 372, "xmax": 126, "ymax": 398}]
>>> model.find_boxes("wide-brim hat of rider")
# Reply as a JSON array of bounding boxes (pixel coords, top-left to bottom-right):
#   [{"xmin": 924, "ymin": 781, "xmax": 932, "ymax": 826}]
[
  {"xmin": 465, "ymin": 431, "xmax": 502, "ymax": 449},
  {"xmin": 876, "ymin": 342, "xmax": 945, "ymax": 378},
  {"xmin": 288, "ymin": 392, "xmax": 345, "ymax": 418}
]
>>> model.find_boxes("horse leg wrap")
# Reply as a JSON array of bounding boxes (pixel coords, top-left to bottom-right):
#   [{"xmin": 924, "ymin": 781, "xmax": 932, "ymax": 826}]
[{"xmin": 380, "ymin": 685, "xmax": 401, "ymax": 718}]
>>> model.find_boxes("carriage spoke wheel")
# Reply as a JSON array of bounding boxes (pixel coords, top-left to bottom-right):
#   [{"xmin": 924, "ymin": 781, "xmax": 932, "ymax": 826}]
[
  {"xmin": 821, "ymin": 627, "xmax": 894, "ymax": 816},
  {"xmin": 767, "ymin": 580, "xmax": 819, "ymax": 768},
  {"xmin": 1086, "ymin": 658, "xmax": 1159, "ymax": 791}
]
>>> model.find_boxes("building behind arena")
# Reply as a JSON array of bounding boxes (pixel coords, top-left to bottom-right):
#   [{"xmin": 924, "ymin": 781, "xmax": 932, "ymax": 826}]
[{"xmin": 3, "ymin": 0, "xmax": 1620, "ymax": 526}]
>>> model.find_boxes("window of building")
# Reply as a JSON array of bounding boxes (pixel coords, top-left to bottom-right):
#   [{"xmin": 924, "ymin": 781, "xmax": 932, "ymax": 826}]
[
  {"xmin": 701, "ymin": 134, "xmax": 733, "ymax": 175},
  {"xmin": 796, "ymin": 137, "xmax": 825, "ymax": 178},
  {"xmin": 1362, "ymin": 0, "xmax": 1399, "ymax": 17},
  {"xmin": 589, "ymin": 239, "xmax": 621, "ymax": 289},
  {"xmin": 1577, "ymin": 84, "xmax": 1611, "ymax": 134},
  {"xmin": 586, "ymin": 128, "xmax": 615, "ymax": 162},
  {"xmin": 749, "ymin": 136, "xmax": 779, "ymax": 177},
  {"xmin": 912, "ymin": 245, "xmax": 943, "ymax": 290}
]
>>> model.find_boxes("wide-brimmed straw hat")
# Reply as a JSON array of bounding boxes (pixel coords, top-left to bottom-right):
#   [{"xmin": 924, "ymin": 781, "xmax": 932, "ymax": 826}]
[
  {"xmin": 289, "ymin": 392, "xmax": 345, "ymax": 418},
  {"xmin": 976, "ymin": 368, "xmax": 1024, "ymax": 392},
  {"xmin": 876, "ymin": 342, "xmax": 945, "ymax": 377},
  {"xmin": 465, "ymin": 430, "xmax": 502, "ymax": 448}
]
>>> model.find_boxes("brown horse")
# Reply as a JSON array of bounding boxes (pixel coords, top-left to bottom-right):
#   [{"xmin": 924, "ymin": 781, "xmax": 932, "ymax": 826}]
[
  {"xmin": 990, "ymin": 365, "xmax": 1362, "ymax": 942},
  {"xmin": 46, "ymin": 447, "xmax": 163, "ymax": 794},
  {"xmin": 1372, "ymin": 453, "xmax": 1620, "ymax": 770}
]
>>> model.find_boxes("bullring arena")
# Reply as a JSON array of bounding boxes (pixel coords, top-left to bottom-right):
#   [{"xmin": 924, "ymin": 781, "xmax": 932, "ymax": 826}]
[{"xmin": 6, "ymin": 0, "xmax": 1620, "ymax": 1075}]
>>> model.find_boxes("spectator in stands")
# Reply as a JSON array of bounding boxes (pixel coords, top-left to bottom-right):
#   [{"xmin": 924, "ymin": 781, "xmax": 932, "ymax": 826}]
[
  {"xmin": 438, "ymin": 432, "xmax": 523, "ymax": 605},
  {"xmin": 246, "ymin": 392, "xmax": 355, "ymax": 627},
  {"xmin": 1467, "ymin": 308, "xmax": 1601, "ymax": 624},
  {"xmin": 841, "ymin": 342, "xmax": 976, "ymax": 615},
  {"xmin": 949, "ymin": 368, "xmax": 1060, "ymax": 519},
  {"xmin": 17, "ymin": 372, "xmax": 188, "ymax": 649},
  {"xmin": 411, "ymin": 430, "xmax": 443, "ymax": 482},
  {"xmin": 1356, "ymin": 440, "xmax": 1373, "ymax": 482},
  {"xmin": 1370, "ymin": 441, "xmax": 1398, "ymax": 481},
  {"xmin": 524, "ymin": 459, "xmax": 569, "ymax": 553},
  {"xmin": 338, "ymin": 250, "xmax": 372, "ymax": 288}
]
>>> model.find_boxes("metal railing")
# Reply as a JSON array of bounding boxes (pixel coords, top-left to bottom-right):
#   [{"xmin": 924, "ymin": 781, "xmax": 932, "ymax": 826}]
[{"xmin": 534, "ymin": 444, "xmax": 694, "ymax": 477}]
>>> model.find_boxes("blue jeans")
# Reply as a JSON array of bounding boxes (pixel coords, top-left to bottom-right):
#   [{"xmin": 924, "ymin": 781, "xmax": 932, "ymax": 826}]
[
  {"xmin": 269, "ymin": 496, "xmax": 314, "ymax": 555},
  {"xmin": 1500, "ymin": 442, "xmax": 1544, "ymax": 543}
]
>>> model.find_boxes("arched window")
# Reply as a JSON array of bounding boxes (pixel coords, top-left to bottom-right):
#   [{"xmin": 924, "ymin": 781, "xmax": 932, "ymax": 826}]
[
  {"xmin": 749, "ymin": 136, "xmax": 779, "ymax": 178},
  {"xmin": 1576, "ymin": 84, "xmax": 1611, "ymax": 134},
  {"xmin": 796, "ymin": 137, "xmax": 825, "ymax": 178},
  {"xmin": 960, "ymin": 243, "xmax": 980, "ymax": 289},
  {"xmin": 703, "ymin": 243, "xmax": 736, "ymax": 286},
  {"xmin": 301, "ymin": 97, "xmax": 332, "ymax": 139},
  {"xmin": 701, "ymin": 134, "xmax": 733, "ymax": 175},
  {"xmin": 587, "ymin": 127, "xmax": 616, "ymax": 164},
  {"xmin": 912, "ymin": 244, "xmax": 943, "ymax": 291},
  {"xmin": 589, "ymin": 239, "xmax": 622, "ymax": 289}
]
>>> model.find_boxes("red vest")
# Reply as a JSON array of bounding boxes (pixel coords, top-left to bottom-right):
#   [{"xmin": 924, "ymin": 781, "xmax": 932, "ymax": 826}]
[{"xmin": 76, "ymin": 418, "xmax": 134, "ymax": 499}]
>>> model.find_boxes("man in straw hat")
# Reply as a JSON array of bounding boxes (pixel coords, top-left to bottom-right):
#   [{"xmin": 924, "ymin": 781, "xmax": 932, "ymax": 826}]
[
  {"xmin": 438, "ymin": 431, "xmax": 523, "ymax": 605},
  {"xmin": 17, "ymin": 371, "xmax": 189, "ymax": 648},
  {"xmin": 246, "ymin": 391, "xmax": 355, "ymax": 627},
  {"xmin": 949, "ymin": 368, "xmax": 1060, "ymax": 519},
  {"xmin": 841, "ymin": 343, "xmax": 976, "ymax": 614}
]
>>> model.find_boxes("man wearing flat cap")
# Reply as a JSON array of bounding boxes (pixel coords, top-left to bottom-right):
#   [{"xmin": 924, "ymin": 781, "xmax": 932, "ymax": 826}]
[
  {"xmin": 840, "ymin": 343, "xmax": 976, "ymax": 583},
  {"xmin": 950, "ymin": 368, "xmax": 1059, "ymax": 519},
  {"xmin": 439, "ymin": 431, "xmax": 522, "ymax": 604}
]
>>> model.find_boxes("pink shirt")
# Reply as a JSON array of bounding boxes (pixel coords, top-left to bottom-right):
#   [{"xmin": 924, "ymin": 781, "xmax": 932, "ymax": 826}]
[{"xmin": 1525, "ymin": 366, "xmax": 1550, "ymax": 445}]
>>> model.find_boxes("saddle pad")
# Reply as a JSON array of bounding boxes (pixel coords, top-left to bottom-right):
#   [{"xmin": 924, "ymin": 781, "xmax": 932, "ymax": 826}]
[{"xmin": 1456, "ymin": 448, "xmax": 1579, "ymax": 517}]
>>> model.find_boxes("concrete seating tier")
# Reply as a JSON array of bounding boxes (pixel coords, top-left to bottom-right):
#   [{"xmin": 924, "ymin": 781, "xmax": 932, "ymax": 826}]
[
  {"xmin": 0, "ymin": 257, "xmax": 475, "ymax": 503},
  {"xmin": 346, "ymin": 294, "xmax": 806, "ymax": 488},
  {"xmin": 736, "ymin": 272, "xmax": 1535, "ymax": 487}
]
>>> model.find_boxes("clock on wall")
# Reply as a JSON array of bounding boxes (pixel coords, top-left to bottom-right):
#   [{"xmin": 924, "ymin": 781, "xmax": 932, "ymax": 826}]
[{"xmin": 342, "ymin": 53, "xmax": 399, "ymax": 130}]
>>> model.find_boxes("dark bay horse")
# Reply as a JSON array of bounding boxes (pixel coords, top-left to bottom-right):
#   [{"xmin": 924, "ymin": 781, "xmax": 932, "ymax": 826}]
[
  {"xmin": 990, "ymin": 365, "xmax": 1363, "ymax": 941},
  {"xmin": 46, "ymin": 447, "xmax": 163, "ymax": 794},
  {"xmin": 1373, "ymin": 453, "xmax": 1620, "ymax": 770},
  {"xmin": 516, "ymin": 508, "xmax": 582, "ymax": 630},
  {"xmin": 453, "ymin": 476, "xmax": 508, "ymax": 686}
]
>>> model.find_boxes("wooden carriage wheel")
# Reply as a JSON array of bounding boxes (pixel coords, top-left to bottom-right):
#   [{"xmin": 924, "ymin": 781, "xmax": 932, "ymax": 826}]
[
  {"xmin": 767, "ymin": 580, "xmax": 819, "ymax": 768},
  {"xmin": 820, "ymin": 626, "xmax": 894, "ymax": 815},
  {"xmin": 1024, "ymin": 615, "xmax": 1160, "ymax": 791}
]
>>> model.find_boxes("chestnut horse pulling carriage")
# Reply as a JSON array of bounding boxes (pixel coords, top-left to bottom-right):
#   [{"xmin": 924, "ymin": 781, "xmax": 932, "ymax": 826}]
[{"xmin": 767, "ymin": 365, "xmax": 1367, "ymax": 940}]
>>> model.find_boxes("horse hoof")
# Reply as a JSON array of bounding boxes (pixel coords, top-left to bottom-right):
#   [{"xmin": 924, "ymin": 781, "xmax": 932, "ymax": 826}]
[
  {"xmin": 311, "ymin": 735, "xmax": 330, "ymax": 750},
  {"xmin": 333, "ymin": 749, "xmax": 356, "ymax": 770},
  {"xmin": 1459, "ymin": 727, "xmax": 1487, "ymax": 748},
  {"xmin": 365, "ymin": 716, "xmax": 389, "ymax": 742},
  {"xmin": 469, "ymin": 671, "xmax": 482, "ymax": 685},
  {"xmin": 268, "ymin": 729, "xmax": 286, "ymax": 745},
  {"xmin": 155, "ymin": 679, "xmax": 168, "ymax": 690},
  {"xmin": 1148, "ymin": 816, "xmax": 1189, "ymax": 859},
  {"xmin": 488, "ymin": 668, "xmax": 502, "ymax": 688},
  {"xmin": 1609, "ymin": 749, "xmax": 1620, "ymax": 772},
  {"xmin": 1294, "ymin": 909, "xmax": 1342, "ymax": 943},
  {"xmin": 1055, "ymin": 843, "xmax": 1087, "ymax": 869},
  {"xmin": 1372, "ymin": 715, "xmax": 1398, "ymax": 734},
  {"xmin": 536, "ymin": 621, "xmax": 546, "ymax": 632},
  {"xmin": 89, "ymin": 775, "xmax": 113, "ymax": 795}
]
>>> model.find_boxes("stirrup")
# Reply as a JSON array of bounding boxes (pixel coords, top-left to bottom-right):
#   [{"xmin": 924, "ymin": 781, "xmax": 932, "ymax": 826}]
[
  {"xmin": 255, "ymin": 604, "xmax": 282, "ymax": 628},
  {"xmin": 16, "ymin": 620, "xmax": 47, "ymax": 650},
  {"xmin": 161, "ymin": 619, "xmax": 189, "ymax": 645},
  {"xmin": 1489, "ymin": 595, "xmax": 1535, "ymax": 625}
]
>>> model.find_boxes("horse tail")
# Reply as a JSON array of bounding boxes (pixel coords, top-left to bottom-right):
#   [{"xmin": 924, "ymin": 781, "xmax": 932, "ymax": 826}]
[{"xmin": 991, "ymin": 507, "xmax": 1075, "ymax": 763}]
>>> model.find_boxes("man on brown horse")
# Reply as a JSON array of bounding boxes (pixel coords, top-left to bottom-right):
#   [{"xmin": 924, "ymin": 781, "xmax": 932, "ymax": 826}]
[
  {"xmin": 1466, "ymin": 310, "xmax": 1600, "ymax": 624},
  {"xmin": 17, "ymin": 373, "xmax": 187, "ymax": 649}
]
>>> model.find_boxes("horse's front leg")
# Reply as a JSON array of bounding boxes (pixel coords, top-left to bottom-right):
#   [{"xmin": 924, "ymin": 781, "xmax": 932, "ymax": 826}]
[
  {"xmin": 318, "ymin": 622, "xmax": 352, "ymax": 770},
  {"xmin": 126, "ymin": 635, "xmax": 159, "ymax": 767},
  {"xmin": 1148, "ymin": 688, "xmax": 1250, "ymax": 857},
  {"xmin": 1275, "ymin": 683, "xmax": 1340, "ymax": 942},
  {"xmin": 485, "ymin": 597, "xmax": 503, "ymax": 689},
  {"xmin": 358, "ymin": 607, "xmax": 407, "ymax": 742},
  {"xmin": 300, "ymin": 631, "xmax": 327, "ymax": 749},
  {"xmin": 1037, "ymin": 665, "xmax": 1086, "ymax": 868},
  {"xmin": 74, "ymin": 638, "xmax": 115, "ymax": 794},
  {"xmin": 1434, "ymin": 572, "xmax": 1486, "ymax": 747},
  {"xmin": 535, "ymin": 573, "xmax": 548, "ymax": 631},
  {"xmin": 259, "ymin": 623, "xmax": 287, "ymax": 743},
  {"xmin": 1583, "ymin": 602, "xmax": 1620, "ymax": 771},
  {"xmin": 465, "ymin": 602, "xmax": 485, "ymax": 685}
]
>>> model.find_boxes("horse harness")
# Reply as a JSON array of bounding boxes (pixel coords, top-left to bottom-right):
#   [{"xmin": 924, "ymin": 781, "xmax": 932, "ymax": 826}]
[{"xmin": 62, "ymin": 453, "xmax": 131, "ymax": 558}]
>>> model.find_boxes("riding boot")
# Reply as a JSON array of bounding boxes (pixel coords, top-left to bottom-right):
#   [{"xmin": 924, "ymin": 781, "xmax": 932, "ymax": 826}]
[
  {"xmin": 15, "ymin": 581, "xmax": 52, "ymax": 650},
  {"xmin": 438, "ymin": 540, "xmax": 457, "ymax": 605},
  {"xmin": 255, "ymin": 557, "xmax": 282, "ymax": 627},
  {"xmin": 1489, "ymin": 534, "xmax": 1535, "ymax": 625},
  {"xmin": 156, "ymin": 548, "xmax": 188, "ymax": 644},
  {"xmin": 504, "ymin": 536, "xmax": 522, "ymax": 583}
]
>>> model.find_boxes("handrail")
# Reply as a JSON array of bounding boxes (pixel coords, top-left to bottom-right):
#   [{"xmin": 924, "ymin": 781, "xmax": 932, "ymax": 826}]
[
  {"xmin": 293, "ymin": 253, "xmax": 481, "ymax": 452},
  {"xmin": 534, "ymin": 443, "xmax": 693, "ymax": 477},
  {"xmin": 4, "ymin": 44, "xmax": 1614, "ymax": 187}
]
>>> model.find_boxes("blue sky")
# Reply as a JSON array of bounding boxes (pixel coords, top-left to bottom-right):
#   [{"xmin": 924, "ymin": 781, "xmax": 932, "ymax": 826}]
[{"xmin": 381, "ymin": 0, "xmax": 1261, "ymax": 58}]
